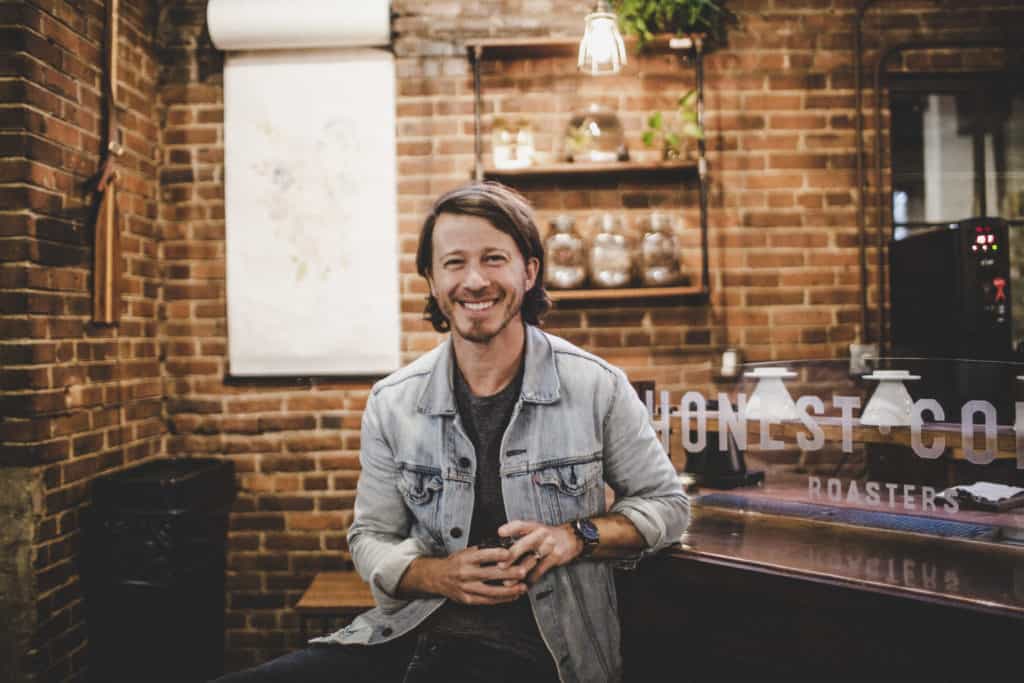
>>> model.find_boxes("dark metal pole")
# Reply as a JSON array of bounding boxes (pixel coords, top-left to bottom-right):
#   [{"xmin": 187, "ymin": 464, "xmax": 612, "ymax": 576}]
[
  {"xmin": 854, "ymin": 0, "xmax": 882, "ymax": 345},
  {"xmin": 472, "ymin": 44, "xmax": 483, "ymax": 181},
  {"xmin": 695, "ymin": 36, "xmax": 709, "ymax": 296}
]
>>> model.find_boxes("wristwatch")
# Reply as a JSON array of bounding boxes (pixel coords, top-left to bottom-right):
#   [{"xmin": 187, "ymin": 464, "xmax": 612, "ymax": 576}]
[{"xmin": 571, "ymin": 518, "xmax": 600, "ymax": 557}]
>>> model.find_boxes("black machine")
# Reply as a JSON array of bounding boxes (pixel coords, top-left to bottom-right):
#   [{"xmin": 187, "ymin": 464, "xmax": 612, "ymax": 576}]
[
  {"xmin": 879, "ymin": 218, "xmax": 1019, "ymax": 486},
  {"xmin": 889, "ymin": 217, "xmax": 1012, "ymax": 360}
]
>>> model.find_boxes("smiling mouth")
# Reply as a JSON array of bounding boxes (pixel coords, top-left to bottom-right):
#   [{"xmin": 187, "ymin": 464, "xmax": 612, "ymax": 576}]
[{"xmin": 460, "ymin": 300, "xmax": 496, "ymax": 311}]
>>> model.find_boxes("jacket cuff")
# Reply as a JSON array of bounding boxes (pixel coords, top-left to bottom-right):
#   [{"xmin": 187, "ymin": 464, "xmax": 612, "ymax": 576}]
[
  {"xmin": 368, "ymin": 536, "xmax": 428, "ymax": 614},
  {"xmin": 609, "ymin": 499, "xmax": 671, "ymax": 551}
]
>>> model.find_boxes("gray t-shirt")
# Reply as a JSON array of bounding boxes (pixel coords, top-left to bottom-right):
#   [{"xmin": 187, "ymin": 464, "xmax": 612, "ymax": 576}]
[{"xmin": 421, "ymin": 358, "xmax": 555, "ymax": 674}]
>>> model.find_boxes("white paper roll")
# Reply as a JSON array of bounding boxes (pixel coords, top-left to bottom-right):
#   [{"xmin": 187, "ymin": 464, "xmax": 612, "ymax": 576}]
[{"xmin": 208, "ymin": 0, "xmax": 390, "ymax": 51}]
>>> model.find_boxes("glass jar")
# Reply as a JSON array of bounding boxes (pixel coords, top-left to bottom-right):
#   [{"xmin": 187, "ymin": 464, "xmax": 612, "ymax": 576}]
[
  {"xmin": 562, "ymin": 104, "xmax": 628, "ymax": 163},
  {"xmin": 640, "ymin": 212, "xmax": 683, "ymax": 286},
  {"xmin": 544, "ymin": 215, "xmax": 586, "ymax": 290},
  {"xmin": 588, "ymin": 214, "xmax": 633, "ymax": 288},
  {"xmin": 492, "ymin": 117, "xmax": 534, "ymax": 169}
]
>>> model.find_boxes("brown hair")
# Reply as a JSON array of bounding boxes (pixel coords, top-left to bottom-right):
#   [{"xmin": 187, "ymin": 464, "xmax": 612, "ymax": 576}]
[{"xmin": 416, "ymin": 181, "xmax": 551, "ymax": 333}]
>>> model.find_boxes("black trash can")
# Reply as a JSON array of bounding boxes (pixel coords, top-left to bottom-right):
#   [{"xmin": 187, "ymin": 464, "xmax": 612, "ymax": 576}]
[{"xmin": 82, "ymin": 457, "xmax": 236, "ymax": 683}]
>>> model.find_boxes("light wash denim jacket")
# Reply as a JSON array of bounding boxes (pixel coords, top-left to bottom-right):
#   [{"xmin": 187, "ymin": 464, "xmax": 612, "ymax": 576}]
[{"xmin": 316, "ymin": 325, "xmax": 690, "ymax": 683}]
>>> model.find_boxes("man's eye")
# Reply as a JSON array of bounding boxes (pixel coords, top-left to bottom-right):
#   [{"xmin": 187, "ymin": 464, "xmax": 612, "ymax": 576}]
[
  {"xmin": 443, "ymin": 259, "xmax": 463, "ymax": 268},
  {"xmin": 486, "ymin": 255, "xmax": 507, "ymax": 263}
]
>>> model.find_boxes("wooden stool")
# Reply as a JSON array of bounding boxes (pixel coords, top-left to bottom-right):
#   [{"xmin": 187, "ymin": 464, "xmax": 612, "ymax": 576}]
[{"xmin": 295, "ymin": 571, "xmax": 376, "ymax": 641}]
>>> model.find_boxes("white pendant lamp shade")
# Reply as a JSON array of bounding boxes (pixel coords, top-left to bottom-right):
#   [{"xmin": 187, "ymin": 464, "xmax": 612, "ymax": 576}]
[
  {"xmin": 744, "ymin": 367, "xmax": 799, "ymax": 421},
  {"xmin": 578, "ymin": 1, "xmax": 627, "ymax": 76}
]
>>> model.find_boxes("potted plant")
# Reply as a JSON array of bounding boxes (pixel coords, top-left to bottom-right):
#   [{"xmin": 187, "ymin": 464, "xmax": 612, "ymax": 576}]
[
  {"xmin": 642, "ymin": 89, "xmax": 702, "ymax": 160},
  {"xmin": 612, "ymin": 0, "xmax": 736, "ymax": 47}
]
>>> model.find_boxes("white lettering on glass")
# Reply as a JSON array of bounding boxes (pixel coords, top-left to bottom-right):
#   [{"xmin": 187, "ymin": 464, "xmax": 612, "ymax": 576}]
[
  {"xmin": 717, "ymin": 393, "xmax": 747, "ymax": 451},
  {"xmin": 911, "ymin": 399, "xmax": 945, "ymax": 459},
  {"xmin": 796, "ymin": 395, "xmax": 825, "ymax": 451},
  {"xmin": 833, "ymin": 395, "xmax": 860, "ymax": 453},
  {"xmin": 960, "ymin": 400, "xmax": 997, "ymax": 465},
  {"xmin": 680, "ymin": 391, "xmax": 706, "ymax": 454}
]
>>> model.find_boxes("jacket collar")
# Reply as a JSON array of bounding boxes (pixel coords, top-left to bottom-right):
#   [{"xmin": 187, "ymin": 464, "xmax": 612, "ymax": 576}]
[{"xmin": 417, "ymin": 324, "xmax": 560, "ymax": 415}]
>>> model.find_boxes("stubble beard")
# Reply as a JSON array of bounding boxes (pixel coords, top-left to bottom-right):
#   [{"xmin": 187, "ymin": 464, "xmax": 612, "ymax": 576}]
[{"xmin": 443, "ymin": 289, "xmax": 523, "ymax": 345}]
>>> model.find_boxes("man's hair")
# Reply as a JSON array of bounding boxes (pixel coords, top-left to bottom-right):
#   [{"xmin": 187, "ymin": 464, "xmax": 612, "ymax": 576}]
[{"xmin": 416, "ymin": 181, "xmax": 551, "ymax": 333}]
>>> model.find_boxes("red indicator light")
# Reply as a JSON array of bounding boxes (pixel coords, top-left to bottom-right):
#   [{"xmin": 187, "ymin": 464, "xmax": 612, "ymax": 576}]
[
  {"xmin": 972, "ymin": 244, "xmax": 978, "ymax": 251},
  {"xmin": 976, "ymin": 235, "xmax": 985, "ymax": 244},
  {"xmin": 993, "ymin": 278, "xmax": 1007, "ymax": 302},
  {"xmin": 987, "ymin": 234, "xmax": 994, "ymax": 243}
]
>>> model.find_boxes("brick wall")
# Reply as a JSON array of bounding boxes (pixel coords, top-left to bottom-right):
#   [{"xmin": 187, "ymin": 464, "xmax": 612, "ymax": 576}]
[
  {"xmin": 2, "ymin": 0, "xmax": 1023, "ymax": 680},
  {"xmin": 0, "ymin": 0, "xmax": 164, "ymax": 680}
]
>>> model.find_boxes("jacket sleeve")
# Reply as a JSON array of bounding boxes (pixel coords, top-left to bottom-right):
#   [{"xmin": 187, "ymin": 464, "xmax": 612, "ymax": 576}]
[
  {"xmin": 346, "ymin": 390, "xmax": 428, "ymax": 614},
  {"xmin": 603, "ymin": 369, "xmax": 690, "ymax": 554}
]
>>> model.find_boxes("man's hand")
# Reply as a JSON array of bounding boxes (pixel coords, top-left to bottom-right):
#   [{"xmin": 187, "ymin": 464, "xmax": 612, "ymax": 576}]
[
  {"xmin": 497, "ymin": 520, "xmax": 583, "ymax": 585},
  {"xmin": 399, "ymin": 546, "xmax": 539, "ymax": 605}
]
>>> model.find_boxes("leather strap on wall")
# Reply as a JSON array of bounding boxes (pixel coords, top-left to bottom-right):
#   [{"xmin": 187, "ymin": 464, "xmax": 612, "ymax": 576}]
[{"xmin": 91, "ymin": 0, "xmax": 123, "ymax": 324}]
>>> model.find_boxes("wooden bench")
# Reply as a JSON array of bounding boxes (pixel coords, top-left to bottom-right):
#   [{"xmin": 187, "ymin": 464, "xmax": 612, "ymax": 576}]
[{"xmin": 295, "ymin": 571, "xmax": 376, "ymax": 641}]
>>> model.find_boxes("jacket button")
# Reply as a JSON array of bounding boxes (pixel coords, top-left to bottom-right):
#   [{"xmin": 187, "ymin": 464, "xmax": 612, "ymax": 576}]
[
  {"xmin": 450, "ymin": 527, "xmax": 463, "ymax": 538},
  {"xmin": 458, "ymin": 457, "xmax": 471, "ymax": 468},
  {"xmin": 381, "ymin": 627, "xmax": 393, "ymax": 637}
]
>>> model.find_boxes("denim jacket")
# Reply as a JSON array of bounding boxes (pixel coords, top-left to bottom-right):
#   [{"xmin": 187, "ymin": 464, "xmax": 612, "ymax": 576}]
[{"xmin": 315, "ymin": 326, "xmax": 690, "ymax": 683}]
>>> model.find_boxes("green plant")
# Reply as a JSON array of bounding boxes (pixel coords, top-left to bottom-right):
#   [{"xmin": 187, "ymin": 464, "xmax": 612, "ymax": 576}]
[
  {"xmin": 612, "ymin": 0, "xmax": 736, "ymax": 47},
  {"xmin": 642, "ymin": 90, "xmax": 702, "ymax": 159}
]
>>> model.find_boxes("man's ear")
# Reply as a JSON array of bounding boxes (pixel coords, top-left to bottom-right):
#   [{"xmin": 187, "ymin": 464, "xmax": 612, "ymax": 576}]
[{"xmin": 525, "ymin": 257, "xmax": 539, "ymax": 290}]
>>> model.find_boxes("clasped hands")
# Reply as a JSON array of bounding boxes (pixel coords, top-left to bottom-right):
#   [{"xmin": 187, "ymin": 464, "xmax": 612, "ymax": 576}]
[{"xmin": 423, "ymin": 520, "xmax": 583, "ymax": 606}]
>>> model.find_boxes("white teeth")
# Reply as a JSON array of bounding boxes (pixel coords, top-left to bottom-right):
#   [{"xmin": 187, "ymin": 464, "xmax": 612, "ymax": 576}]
[{"xmin": 462, "ymin": 301, "xmax": 494, "ymax": 311}]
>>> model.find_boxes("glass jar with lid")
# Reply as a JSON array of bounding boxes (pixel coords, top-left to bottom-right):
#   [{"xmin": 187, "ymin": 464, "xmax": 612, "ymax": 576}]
[
  {"xmin": 640, "ymin": 212, "xmax": 683, "ymax": 286},
  {"xmin": 544, "ymin": 215, "xmax": 586, "ymax": 290},
  {"xmin": 492, "ymin": 117, "xmax": 534, "ymax": 169},
  {"xmin": 588, "ymin": 213, "xmax": 633, "ymax": 288}
]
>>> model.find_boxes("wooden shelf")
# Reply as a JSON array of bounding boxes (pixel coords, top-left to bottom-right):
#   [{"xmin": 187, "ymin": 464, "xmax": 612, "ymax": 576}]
[
  {"xmin": 482, "ymin": 160, "xmax": 697, "ymax": 182},
  {"xmin": 549, "ymin": 284, "xmax": 705, "ymax": 303},
  {"xmin": 466, "ymin": 34, "xmax": 701, "ymax": 60}
]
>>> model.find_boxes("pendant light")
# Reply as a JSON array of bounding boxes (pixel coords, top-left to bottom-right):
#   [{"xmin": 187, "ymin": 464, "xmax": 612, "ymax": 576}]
[{"xmin": 578, "ymin": 0, "xmax": 627, "ymax": 76}]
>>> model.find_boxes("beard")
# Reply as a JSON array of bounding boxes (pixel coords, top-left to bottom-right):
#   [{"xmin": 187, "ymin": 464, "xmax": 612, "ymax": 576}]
[{"xmin": 438, "ymin": 288, "xmax": 524, "ymax": 344}]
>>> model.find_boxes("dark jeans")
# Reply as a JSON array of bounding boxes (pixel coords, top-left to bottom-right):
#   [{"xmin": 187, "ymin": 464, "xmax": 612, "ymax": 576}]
[{"xmin": 210, "ymin": 632, "xmax": 560, "ymax": 683}]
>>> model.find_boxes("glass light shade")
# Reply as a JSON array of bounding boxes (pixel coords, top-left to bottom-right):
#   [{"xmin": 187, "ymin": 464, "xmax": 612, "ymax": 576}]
[
  {"xmin": 860, "ymin": 370, "xmax": 920, "ymax": 428},
  {"xmin": 744, "ymin": 367, "xmax": 799, "ymax": 421},
  {"xmin": 578, "ymin": 8, "xmax": 626, "ymax": 76}
]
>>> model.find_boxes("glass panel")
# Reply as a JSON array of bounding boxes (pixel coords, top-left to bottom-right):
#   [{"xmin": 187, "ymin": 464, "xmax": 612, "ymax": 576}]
[{"xmin": 648, "ymin": 358, "xmax": 1024, "ymax": 547}]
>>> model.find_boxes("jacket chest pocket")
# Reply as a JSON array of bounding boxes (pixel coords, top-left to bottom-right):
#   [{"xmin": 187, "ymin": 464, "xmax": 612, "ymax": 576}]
[
  {"xmin": 531, "ymin": 456, "xmax": 603, "ymax": 523},
  {"xmin": 395, "ymin": 464, "xmax": 445, "ymax": 547},
  {"xmin": 396, "ymin": 465, "xmax": 443, "ymax": 506}
]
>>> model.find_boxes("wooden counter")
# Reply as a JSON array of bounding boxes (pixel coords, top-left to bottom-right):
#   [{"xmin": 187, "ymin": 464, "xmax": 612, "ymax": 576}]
[{"xmin": 617, "ymin": 504, "xmax": 1024, "ymax": 678}]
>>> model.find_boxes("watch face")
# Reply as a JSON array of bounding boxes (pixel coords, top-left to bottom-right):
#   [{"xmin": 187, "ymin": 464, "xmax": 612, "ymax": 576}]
[{"xmin": 577, "ymin": 518, "xmax": 599, "ymax": 544}]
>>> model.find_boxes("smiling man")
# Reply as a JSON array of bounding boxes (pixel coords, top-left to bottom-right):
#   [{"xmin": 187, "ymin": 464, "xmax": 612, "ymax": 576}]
[{"xmin": 214, "ymin": 182, "xmax": 688, "ymax": 683}]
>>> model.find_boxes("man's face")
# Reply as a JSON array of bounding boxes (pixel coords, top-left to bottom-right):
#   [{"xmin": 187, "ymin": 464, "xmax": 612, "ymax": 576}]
[{"xmin": 427, "ymin": 213, "xmax": 538, "ymax": 345}]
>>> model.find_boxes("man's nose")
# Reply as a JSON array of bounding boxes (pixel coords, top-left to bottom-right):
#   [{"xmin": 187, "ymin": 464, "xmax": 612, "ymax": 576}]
[{"xmin": 463, "ymin": 265, "xmax": 489, "ymax": 289}]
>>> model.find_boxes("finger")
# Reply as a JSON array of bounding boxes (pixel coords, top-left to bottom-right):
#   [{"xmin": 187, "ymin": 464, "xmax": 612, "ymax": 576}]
[
  {"xmin": 466, "ymin": 547, "xmax": 514, "ymax": 565},
  {"xmin": 527, "ymin": 555, "xmax": 559, "ymax": 585},
  {"xmin": 476, "ymin": 561, "xmax": 530, "ymax": 585},
  {"xmin": 498, "ymin": 520, "xmax": 539, "ymax": 538},
  {"xmin": 462, "ymin": 580, "xmax": 528, "ymax": 601},
  {"xmin": 503, "ymin": 528, "xmax": 549, "ymax": 567}
]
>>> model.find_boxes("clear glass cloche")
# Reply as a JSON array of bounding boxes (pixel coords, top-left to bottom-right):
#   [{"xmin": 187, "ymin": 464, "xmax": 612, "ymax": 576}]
[
  {"xmin": 562, "ymin": 104, "xmax": 628, "ymax": 163},
  {"xmin": 544, "ymin": 215, "xmax": 587, "ymax": 290},
  {"xmin": 640, "ymin": 212, "xmax": 683, "ymax": 286},
  {"xmin": 588, "ymin": 214, "xmax": 633, "ymax": 288}
]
